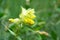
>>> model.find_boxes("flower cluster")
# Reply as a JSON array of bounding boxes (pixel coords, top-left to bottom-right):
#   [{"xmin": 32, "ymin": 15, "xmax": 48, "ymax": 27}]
[
  {"xmin": 19, "ymin": 7, "xmax": 36, "ymax": 24},
  {"xmin": 9, "ymin": 7, "xmax": 36, "ymax": 25}
]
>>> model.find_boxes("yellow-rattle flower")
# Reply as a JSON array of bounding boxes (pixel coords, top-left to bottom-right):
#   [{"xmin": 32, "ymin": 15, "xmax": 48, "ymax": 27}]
[{"xmin": 19, "ymin": 7, "xmax": 36, "ymax": 25}]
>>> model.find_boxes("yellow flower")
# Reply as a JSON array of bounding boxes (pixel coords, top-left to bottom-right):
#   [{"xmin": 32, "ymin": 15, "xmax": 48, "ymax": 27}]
[
  {"xmin": 9, "ymin": 18, "xmax": 20, "ymax": 23},
  {"xmin": 19, "ymin": 7, "xmax": 36, "ymax": 19},
  {"xmin": 24, "ymin": 18, "xmax": 35, "ymax": 25},
  {"xmin": 19, "ymin": 7, "xmax": 36, "ymax": 25},
  {"xmin": 9, "ymin": 7, "xmax": 36, "ymax": 25}
]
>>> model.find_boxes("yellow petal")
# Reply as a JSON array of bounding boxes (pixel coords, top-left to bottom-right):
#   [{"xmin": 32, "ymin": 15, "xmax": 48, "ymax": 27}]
[
  {"xmin": 27, "ymin": 9, "xmax": 35, "ymax": 14},
  {"xmin": 9, "ymin": 18, "xmax": 14, "ymax": 22},
  {"xmin": 24, "ymin": 18, "xmax": 35, "ymax": 24},
  {"xmin": 9, "ymin": 18, "xmax": 20, "ymax": 23}
]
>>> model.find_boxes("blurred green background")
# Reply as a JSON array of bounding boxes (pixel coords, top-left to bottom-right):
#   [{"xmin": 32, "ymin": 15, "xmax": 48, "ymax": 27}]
[{"xmin": 0, "ymin": 0, "xmax": 60, "ymax": 40}]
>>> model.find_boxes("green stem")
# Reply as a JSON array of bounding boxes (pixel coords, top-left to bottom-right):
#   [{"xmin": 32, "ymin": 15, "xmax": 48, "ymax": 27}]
[{"xmin": 7, "ymin": 27, "xmax": 22, "ymax": 40}]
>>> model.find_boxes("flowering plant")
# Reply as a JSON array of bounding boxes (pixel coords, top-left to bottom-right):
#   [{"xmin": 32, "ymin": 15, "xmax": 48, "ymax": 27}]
[{"xmin": 5, "ymin": 7, "xmax": 48, "ymax": 40}]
